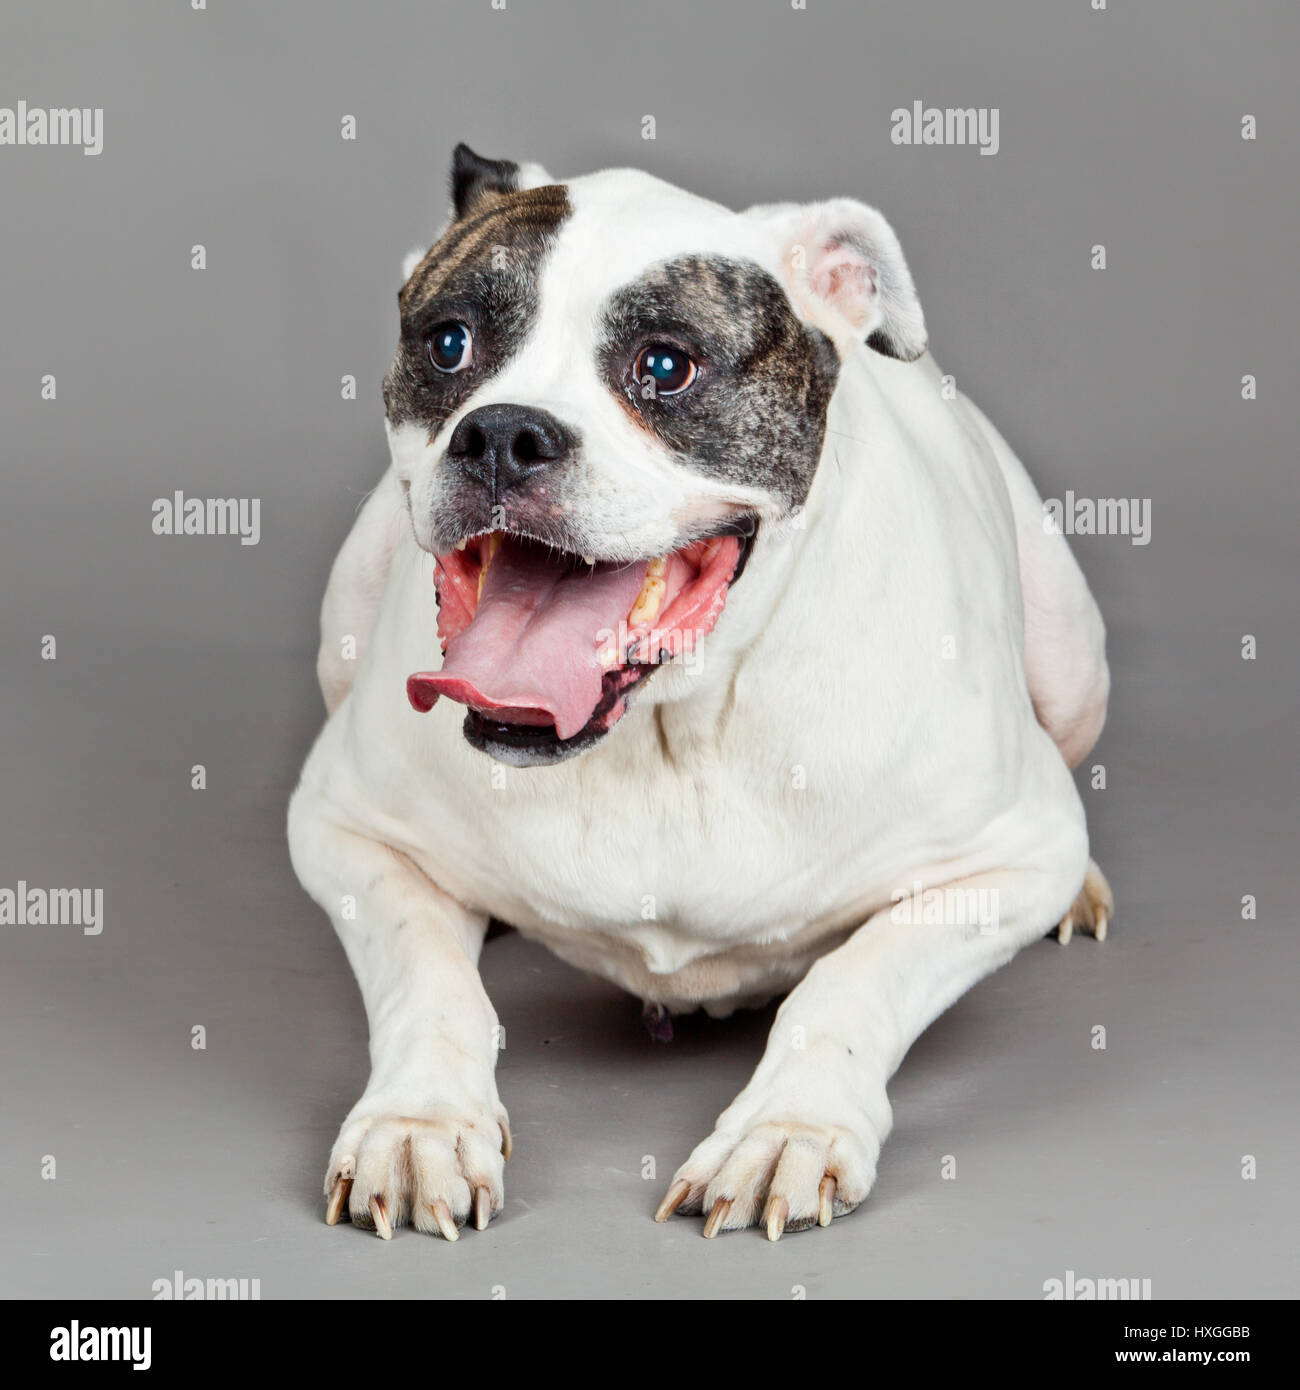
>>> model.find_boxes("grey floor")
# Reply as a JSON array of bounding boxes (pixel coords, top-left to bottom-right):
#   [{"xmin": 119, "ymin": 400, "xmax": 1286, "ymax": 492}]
[
  {"xmin": 2, "ymin": 556, "xmax": 1296, "ymax": 1298},
  {"xmin": 2, "ymin": 0, "xmax": 1297, "ymax": 1300}
]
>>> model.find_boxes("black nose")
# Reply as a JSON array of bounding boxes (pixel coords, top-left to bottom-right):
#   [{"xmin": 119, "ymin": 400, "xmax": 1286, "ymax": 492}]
[{"xmin": 445, "ymin": 403, "xmax": 575, "ymax": 494}]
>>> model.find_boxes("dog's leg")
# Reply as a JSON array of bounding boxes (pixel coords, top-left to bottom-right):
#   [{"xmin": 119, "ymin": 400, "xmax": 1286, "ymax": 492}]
[
  {"xmin": 1056, "ymin": 857, "xmax": 1114, "ymax": 944},
  {"xmin": 316, "ymin": 466, "xmax": 407, "ymax": 714},
  {"xmin": 656, "ymin": 850, "xmax": 1086, "ymax": 1240},
  {"xmin": 964, "ymin": 401, "xmax": 1111, "ymax": 771},
  {"xmin": 959, "ymin": 401, "xmax": 1114, "ymax": 943},
  {"xmin": 288, "ymin": 786, "xmax": 507, "ymax": 1240}
]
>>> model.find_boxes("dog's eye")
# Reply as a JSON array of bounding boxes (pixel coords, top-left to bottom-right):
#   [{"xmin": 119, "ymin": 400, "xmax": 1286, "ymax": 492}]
[
  {"xmin": 428, "ymin": 322, "xmax": 473, "ymax": 373},
  {"xmin": 635, "ymin": 343, "xmax": 697, "ymax": 397}
]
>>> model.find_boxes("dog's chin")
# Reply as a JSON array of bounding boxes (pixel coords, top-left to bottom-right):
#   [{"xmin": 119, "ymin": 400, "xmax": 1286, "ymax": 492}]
[
  {"xmin": 406, "ymin": 518, "xmax": 758, "ymax": 767},
  {"xmin": 460, "ymin": 664, "xmax": 655, "ymax": 766}
]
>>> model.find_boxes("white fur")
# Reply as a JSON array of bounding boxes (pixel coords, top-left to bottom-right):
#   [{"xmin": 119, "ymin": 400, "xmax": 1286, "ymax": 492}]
[
  {"xmin": 746, "ymin": 197, "xmax": 928, "ymax": 359},
  {"xmin": 289, "ymin": 164, "xmax": 1108, "ymax": 1238}
]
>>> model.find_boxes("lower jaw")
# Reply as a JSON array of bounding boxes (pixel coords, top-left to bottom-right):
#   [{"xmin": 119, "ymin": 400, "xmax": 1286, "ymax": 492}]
[{"xmin": 461, "ymin": 665, "xmax": 655, "ymax": 767}]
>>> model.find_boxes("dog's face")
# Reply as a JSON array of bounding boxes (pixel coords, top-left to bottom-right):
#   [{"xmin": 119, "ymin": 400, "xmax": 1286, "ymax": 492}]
[{"xmin": 390, "ymin": 145, "xmax": 926, "ymax": 766}]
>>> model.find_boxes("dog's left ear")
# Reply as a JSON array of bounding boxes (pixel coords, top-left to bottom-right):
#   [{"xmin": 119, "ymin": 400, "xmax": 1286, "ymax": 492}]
[
  {"xmin": 451, "ymin": 142, "xmax": 521, "ymax": 218},
  {"xmin": 749, "ymin": 198, "xmax": 927, "ymax": 362},
  {"xmin": 402, "ymin": 144, "xmax": 557, "ymax": 283},
  {"xmin": 450, "ymin": 142, "xmax": 556, "ymax": 219}
]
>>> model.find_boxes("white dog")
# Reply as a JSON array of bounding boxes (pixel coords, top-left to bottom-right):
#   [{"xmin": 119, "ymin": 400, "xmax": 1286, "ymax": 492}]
[{"xmin": 288, "ymin": 145, "xmax": 1112, "ymax": 1243}]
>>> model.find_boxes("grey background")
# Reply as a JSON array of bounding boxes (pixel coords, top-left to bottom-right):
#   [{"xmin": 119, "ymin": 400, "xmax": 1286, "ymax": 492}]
[{"xmin": 1, "ymin": 0, "xmax": 1296, "ymax": 1299}]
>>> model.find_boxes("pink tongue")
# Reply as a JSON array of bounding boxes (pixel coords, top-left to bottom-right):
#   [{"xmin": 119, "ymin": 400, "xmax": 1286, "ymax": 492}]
[{"xmin": 408, "ymin": 541, "xmax": 649, "ymax": 740}]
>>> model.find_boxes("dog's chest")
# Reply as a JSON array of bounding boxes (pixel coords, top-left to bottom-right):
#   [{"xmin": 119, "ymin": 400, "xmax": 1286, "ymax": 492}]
[
  {"xmin": 407, "ymin": 702, "xmax": 897, "ymax": 993},
  {"xmin": 449, "ymin": 813, "xmax": 848, "ymax": 1007}
]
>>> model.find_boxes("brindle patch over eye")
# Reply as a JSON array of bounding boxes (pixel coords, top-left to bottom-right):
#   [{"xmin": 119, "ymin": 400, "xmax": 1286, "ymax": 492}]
[
  {"xmin": 383, "ymin": 185, "xmax": 571, "ymax": 436},
  {"xmin": 596, "ymin": 255, "xmax": 840, "ymax": 509}
]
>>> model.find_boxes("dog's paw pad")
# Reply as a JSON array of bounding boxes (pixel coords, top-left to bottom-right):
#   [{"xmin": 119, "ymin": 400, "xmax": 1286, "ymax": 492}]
[
  {"xmin": 324, "ymin": 1105, "xmax": 508, "ymax": 1241},
  {"xmin": 1055, "ymin": 858, "xmax": 1114, "ymax": 944}
]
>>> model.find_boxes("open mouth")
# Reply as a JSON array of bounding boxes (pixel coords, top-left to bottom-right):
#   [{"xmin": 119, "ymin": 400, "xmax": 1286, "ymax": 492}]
[{"xmin": 406, "ymin": 522, "xmax": 756, "ymax": 765}]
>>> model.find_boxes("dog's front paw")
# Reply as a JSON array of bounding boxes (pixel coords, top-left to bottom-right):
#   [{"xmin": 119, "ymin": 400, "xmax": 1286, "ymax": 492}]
[
  {"xmin": 324, "ymin": 1101, "xmax": 510, "ymax": 1241},
  {"xmin": 655, "ymin": 1088, "xmax": 888, "ymax": 1241}
]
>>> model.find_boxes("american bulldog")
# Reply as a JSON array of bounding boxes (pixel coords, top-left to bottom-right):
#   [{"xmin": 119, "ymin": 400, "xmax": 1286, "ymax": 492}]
[{"xmin": 288, "ymin": 144, "xmax": 1112, "ymax": 1242}]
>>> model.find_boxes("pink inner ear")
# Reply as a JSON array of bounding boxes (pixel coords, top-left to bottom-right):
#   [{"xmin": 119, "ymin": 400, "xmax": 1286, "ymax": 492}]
[{"xmin": 810, "ymin": 243, "xmax": 877, "ymax": 329}]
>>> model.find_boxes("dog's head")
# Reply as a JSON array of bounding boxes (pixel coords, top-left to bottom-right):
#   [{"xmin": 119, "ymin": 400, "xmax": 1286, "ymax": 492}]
[{"xmin": 390, "ymin": 144, "xmax": 926, "ymax": 766}]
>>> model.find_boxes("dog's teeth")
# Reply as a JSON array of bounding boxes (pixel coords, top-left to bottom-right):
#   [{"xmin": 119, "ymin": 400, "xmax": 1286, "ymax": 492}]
[
  {"xmin": 477, "ymin": 533, "xmax": 503, "ymax": 599},
  {"xmin": 582, "ymin": 554, "xmax": 596, "ymax": 566},
  {"xmin": 628, "ymin": 575, "xmax": 666, "ymax": 628},
  {"xmin": 597, "ymin": 640, "xmax": 620, "ymax": 670},
  {"xmin": 454, "ymin": 537, "xmax": 468, "ymax": 551},
  {"xmin": 628, "ymin": 557, "xmax": 668, "ymax": 627}
]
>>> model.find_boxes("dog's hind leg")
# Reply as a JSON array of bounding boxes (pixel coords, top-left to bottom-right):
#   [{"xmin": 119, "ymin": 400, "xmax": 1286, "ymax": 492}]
[
  {"xmin": 1057, "ymin": 857, "xmax": 1114, "ymax": 944},
  {"xmin": 959, "ymin": 399, "xmax": 1113, "ymax": 942},
  {"xmin": 962, "ymin": 400, "xmax": 1110, "ymax": 769},
  {"xmin": 316, "ymin": 465, "xmax": 407, "ymax": 714}
]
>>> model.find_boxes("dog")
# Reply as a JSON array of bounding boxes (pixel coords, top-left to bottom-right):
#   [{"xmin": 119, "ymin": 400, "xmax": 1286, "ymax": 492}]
[{"xmin": 288, "ymin": 144, "xmax": 1112, "ymax": 1242}]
